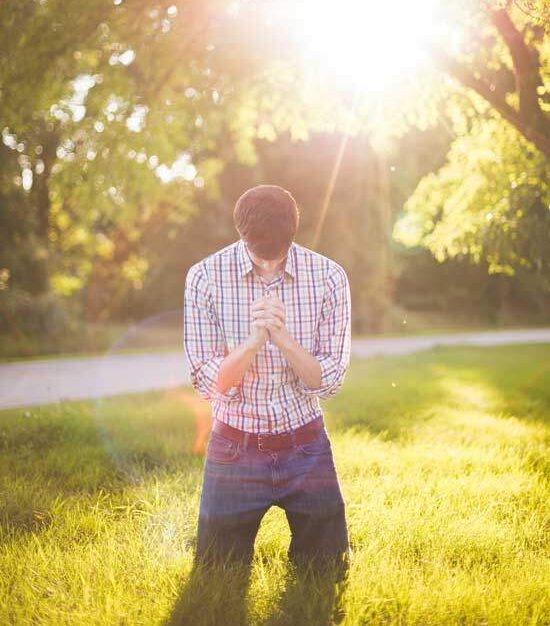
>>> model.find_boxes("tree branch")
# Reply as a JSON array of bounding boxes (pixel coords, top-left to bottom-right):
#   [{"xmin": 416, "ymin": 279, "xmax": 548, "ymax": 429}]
[
  {"xmin": 430, "ymin": 46, "xmax": 550, "ymax": 157},
  {"xmin": 489, "ymin": 9, "xmax": 544, "ymax": 126}
]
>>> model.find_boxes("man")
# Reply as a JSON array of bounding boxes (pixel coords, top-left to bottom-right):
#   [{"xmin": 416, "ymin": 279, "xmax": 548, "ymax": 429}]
[{"xmin": 183, "ymin": 184, "xmax": 352, "ymax": 578}]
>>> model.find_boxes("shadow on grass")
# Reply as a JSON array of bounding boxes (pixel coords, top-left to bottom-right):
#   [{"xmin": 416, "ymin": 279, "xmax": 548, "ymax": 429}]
[
  {"xmin": 259, "ymin": 562, "xmax": 348, "ymax": 626},
  {"xmin": 324, "ymin": 351, "xmax": 459, "ymax": 440},
  {"xmin": 162, "ymin": 560, "xmax": 251, "ymax": 626},
  {"xmin": 325, "ymin": 344, "xmax": 550, "ymax": 440},
  {"xmin": 457, "ymin": 344, "xmax": 550, "ymax": 427},
  {"xmin": 162, "ymin": 557, "xmax": 348, "ymax": 626}
]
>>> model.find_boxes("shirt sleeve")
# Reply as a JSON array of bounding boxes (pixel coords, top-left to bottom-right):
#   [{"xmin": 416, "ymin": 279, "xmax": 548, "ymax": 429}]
[
  {"xmin": 296, "ymin": 264, "xmax": 352, "ymax": 399},
  {"xmin": 183, "ymin": 263, "xmax": 241, "ymax": 402}
]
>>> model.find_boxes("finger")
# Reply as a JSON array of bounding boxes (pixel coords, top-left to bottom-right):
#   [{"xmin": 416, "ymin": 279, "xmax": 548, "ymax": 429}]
[
  {"xmin": 251, "ymin": 300, "xmax": 270, "ymax": 312},
  {"xmin": 252, "ymin": 308, "xmax": 284, "ymax": 319},
  {"xmin": 262, "ymin": 303, "xmax": 285, "ymax": 318},
  {"xmin": 253, "ymin": 312, "xmax": 285, "ymax": 326},
  {"xmin": 264, "ymin": 300, "xmax": 284, "ymax": 312},
  {"xmin": 252, "ymin": 295, "xmax": 283, "ymax": 310},
  {"xmin": 267, "ymin": 294, "xmax": 283, "ymax": 306},
  {"xmin": 252, "ymin": 310, "xmax": 278, "ymax": 320},
  {"xmin": 270, "ymin": 314, "xmax": 285, "ymax": 326},
  {"xmin": 267, "ymin": 306, "xmax": 285, "ymax": 319}
]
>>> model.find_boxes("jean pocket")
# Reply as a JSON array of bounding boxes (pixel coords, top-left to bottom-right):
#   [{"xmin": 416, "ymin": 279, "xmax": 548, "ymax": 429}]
[
  {"xmin": 296, "ymin": 430, "xmax": 331, "ymax": 456},
  {"xmin": 207, "ymin": 431, "xmax": 242, "ymax": 463}
]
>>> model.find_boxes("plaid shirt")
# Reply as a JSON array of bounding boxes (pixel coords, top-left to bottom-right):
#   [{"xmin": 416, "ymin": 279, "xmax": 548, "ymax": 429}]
[{"xmin": 183, "ymin": 238, "xmax": 351, "ymax": 433}]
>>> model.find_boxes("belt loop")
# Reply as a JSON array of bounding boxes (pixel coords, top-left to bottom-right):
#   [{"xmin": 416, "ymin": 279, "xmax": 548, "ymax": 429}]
[
  {"xmin": 290, "ymin": 428, "xmax": 296, "ymax": 448},
  {"xmin": 243, "ymin": 431, "xmax": 250, "ymax": 450}
]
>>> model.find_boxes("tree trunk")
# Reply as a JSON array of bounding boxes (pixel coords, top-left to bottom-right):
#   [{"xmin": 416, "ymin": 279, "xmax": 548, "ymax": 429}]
[
  {"xmin": 31, "ymin": 125, "xmax": 59, "ymax": 293},
  {"xmin": 431, "ymin": 8, "xmax": 550, "ymax": 158}
]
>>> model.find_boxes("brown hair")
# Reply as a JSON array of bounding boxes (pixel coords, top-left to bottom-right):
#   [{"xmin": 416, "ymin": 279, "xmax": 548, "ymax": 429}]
[{"xmin": 233, "ymin": 185, "xmax": 300, "ymax": 260}]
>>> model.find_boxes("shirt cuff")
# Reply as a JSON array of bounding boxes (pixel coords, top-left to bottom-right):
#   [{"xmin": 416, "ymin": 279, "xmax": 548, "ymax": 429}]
[
  {"xmin": 193, "ymin": 354, "xmax": 241, "ymax": 402},
  {"xmin": 295, "ymin": 354, "xmax": 340, "ymax": 397}
]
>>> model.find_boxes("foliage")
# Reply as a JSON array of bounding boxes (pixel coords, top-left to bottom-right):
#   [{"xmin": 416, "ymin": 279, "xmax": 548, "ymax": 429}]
[
  {"xmin": 0, "ymin": 0, "xmax": 548, "ymax": 336},
  {"xmin": 392, "ymin": 0, "xmax": 550, "ymax": 276},
  {"xmin": 0, "ymin": 0, "xmax": 228, "ymax": 310},
  {"xmin": 394, "ymin": 107, "xmax": 550, "ymax": 276}
]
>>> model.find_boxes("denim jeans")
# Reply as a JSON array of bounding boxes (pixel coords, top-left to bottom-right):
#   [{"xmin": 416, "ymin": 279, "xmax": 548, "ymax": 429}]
[{"xmin": 194, "ymin": 420, "xmax": 350, "ymax": 577}]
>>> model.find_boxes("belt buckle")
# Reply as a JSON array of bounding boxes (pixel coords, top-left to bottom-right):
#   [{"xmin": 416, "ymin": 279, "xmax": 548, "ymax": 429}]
[{"xmin": 257, "ymin": 432, "xmax": 271, "ymax": 452}]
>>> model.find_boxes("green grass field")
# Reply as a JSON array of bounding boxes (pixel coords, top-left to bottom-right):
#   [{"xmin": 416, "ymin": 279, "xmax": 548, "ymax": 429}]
[{"xmin": 1, "ymin": 345, "xmax": 549, "ymax": 625}]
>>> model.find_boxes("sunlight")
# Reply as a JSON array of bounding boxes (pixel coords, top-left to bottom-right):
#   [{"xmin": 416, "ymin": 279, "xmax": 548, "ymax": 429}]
[{"xmin": 270, "ymin": 0, "xmax": 443, "ymax": 93}]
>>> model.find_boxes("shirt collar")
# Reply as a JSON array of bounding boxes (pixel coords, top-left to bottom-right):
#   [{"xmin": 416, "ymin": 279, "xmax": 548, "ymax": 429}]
[{"xmin": 237, "ymin": 238, "xmax": 296, "ymax": 279}]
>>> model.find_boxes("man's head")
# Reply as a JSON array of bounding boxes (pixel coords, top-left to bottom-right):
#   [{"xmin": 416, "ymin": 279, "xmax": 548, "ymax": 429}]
[{"xmin": 233, "ymin": 185, "xmax": 300, "ymax": 261}]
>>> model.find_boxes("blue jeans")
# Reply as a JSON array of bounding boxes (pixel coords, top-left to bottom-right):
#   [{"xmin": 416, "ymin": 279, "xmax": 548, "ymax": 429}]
[{"xmin": 195, "ymin": 420, "xmax": 350, "ymax": 576}]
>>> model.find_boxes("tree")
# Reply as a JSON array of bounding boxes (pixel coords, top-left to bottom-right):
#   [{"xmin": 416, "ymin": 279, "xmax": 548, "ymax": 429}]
[
  {"xmin": 394, "ymin": 105, "xmax": 550, "ymax": 277},
  {"xmin": 2, "ymin": 0, "xmax": 547, "ymax": 336},
  {"xmin": 0, "ymin": 0, "xmax": 231, "ymax": 310},
  {"xmin": 430, "ymin": 1, "xmax": 549, "ymax": 157},
  {"xmin": 394, "ymin": 1, "xmax": 549, "ymax": 278}
]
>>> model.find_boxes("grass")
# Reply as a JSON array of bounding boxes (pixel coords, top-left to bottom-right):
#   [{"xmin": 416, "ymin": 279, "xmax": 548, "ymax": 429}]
[{"xmin": 1, "ymin": 344, "xmax": 549, "ymax": 625}]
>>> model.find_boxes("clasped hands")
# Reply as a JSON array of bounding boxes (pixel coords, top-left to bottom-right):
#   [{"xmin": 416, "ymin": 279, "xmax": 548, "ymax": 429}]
[{"xmin": 250, "ymin": 292, "xmax": 289, "ymax": 348}]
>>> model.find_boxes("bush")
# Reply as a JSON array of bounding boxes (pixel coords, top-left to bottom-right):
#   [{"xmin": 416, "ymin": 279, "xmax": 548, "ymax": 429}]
[
  {"xmin": 0, "ymin": 288, "xmax": 83, "ymax": 357},
  {"xmin": 0, "ymin": 288, "xmax": 76, "ymax": 335}
]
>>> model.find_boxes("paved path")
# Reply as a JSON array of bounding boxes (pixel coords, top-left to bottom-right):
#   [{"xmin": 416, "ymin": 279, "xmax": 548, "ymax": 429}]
[{"xmin": 1, "ymin": 328, "xmax": 549, "ymax": 410}]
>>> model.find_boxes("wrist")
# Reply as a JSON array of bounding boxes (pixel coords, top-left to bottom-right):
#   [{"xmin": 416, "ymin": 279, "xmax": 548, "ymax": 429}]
[
  {"xmin": 275, "ymin": 327, "xmax": 293, "ymax": 351},
  {"xmin": 244, "ymin": 335, "xmax": 265, "ymax": 352}
]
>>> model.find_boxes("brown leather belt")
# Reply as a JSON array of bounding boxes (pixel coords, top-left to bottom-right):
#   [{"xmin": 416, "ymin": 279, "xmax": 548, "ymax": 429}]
[{"xmin": 212, "ymin": 416, "xmax": 324, "ymax": 451}]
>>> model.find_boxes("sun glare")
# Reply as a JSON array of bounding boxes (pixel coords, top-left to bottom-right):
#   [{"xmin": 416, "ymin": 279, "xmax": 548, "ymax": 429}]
[{"xmin": 269, "ymin": 0, "xmax": 442, "ymax": 93}]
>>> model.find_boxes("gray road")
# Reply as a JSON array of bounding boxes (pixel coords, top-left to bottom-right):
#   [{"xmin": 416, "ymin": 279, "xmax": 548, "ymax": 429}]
[{"xmin": 1, "ymin": 328, "xmax": 549, "ymax": 410}]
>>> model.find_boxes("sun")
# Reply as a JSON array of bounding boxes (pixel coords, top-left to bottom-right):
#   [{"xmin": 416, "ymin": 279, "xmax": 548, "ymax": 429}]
[{"xmin": 267, "ymin": 0, "xmax": 443, "ymax": 94}]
